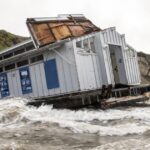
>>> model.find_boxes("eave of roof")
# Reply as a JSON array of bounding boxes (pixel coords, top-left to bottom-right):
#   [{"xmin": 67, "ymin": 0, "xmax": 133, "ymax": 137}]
[{"xmin": 0, "ymin": 39, "xmax": 33, "ymax": 55}]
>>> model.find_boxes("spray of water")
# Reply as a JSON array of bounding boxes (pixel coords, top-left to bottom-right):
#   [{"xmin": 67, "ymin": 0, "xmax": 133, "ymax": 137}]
[{"xmin": 0, "ymin": 97, "xmax": 150, "ymax": 137}]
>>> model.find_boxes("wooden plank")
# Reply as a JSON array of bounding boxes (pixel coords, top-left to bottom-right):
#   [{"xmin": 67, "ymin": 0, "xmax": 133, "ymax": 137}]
[
  {"xmin": 51, "ymin": 25, "xmax": 71, "ymax": 40},
  {"xmin": 100, "ymin": 95, "xmax": 149, "ymax": 109},
  {"xmin": 68, "ymin": 25, "xmax": 85, "ymax": 37},
  {"xmin": 32, "ymin": 24, "xmax": 56, "ymax": 45}
]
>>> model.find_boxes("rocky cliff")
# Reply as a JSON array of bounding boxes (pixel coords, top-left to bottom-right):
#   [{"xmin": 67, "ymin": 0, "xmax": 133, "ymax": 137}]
[{"xmin": 138, "ymin": 52, "xmax": 150, "ymax": 84}]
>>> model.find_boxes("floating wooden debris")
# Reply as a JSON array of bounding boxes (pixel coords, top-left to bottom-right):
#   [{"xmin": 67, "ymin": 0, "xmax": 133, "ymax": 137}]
[
  {"xmin": 100, "ymin": 93, "xmax": 150, "ymax": 109},
  {"xmin": 27, "ymin": 86, "xmax": 150, "ymax": 109}
]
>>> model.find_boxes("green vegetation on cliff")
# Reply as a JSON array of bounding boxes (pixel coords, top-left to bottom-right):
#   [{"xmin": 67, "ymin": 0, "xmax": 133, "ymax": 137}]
[{"xmin": 0, "ymin": 30, "xmax": 28, "ymax": 51}]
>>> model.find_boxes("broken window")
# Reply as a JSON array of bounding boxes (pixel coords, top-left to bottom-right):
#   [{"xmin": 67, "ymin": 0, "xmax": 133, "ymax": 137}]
[
  {"xmin": 5, "ymin": 64, "xmax": 15, "ymax": 71},
  {"xmin": 17, "ymin": 60, "xmax": 29, "ymax": 67},
  {"xmin": 127, "ymin": 48, "xmax": 135, "ymax": 57},
  {"xmin": 76, "ymin": 37, "xmax": 96, "ymax": 53}
]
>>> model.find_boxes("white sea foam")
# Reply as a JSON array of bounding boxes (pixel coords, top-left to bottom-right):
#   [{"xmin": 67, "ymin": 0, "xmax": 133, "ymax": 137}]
[
  {"xmin": 1, "ymin": 97, "xmax": 150, "ymax": 136},
  {"xmin": 91, "ymin": 139, "xmax": 150, "ymax": 150}
]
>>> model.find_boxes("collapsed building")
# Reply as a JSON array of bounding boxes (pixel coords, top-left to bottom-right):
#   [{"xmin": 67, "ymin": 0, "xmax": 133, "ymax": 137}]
[{"xmin": 0, "ymin": 14, "xmax": 140, "ymax": 101}]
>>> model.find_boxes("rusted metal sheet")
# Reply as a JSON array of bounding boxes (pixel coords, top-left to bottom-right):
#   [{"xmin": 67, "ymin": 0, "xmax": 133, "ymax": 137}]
[{"xmin": 26, "ymin": 14, "xmax": 101, "ymax": 48}]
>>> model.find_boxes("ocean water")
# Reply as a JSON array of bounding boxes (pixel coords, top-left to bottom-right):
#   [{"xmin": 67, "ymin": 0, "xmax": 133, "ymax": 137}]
[{"xmin": 0, "ymin": 97, "xmax": 150, "ymax": 150}]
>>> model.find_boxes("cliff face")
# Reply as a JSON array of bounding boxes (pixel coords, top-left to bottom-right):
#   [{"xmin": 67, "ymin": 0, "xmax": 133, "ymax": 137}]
[
  {"xmin": 137, "ymin": 52, "xmax": 150, "ymax": 84},
  {"xmin": 0, "ymin": 30, "xmax": 28, "ymax": 51}
]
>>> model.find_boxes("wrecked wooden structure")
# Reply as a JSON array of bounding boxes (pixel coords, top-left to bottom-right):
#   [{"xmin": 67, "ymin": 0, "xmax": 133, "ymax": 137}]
[
  {"xmin": 27, "ymin": 14, "xmax": 100, "ymax": 48},
  {"xmin": 0, "ymin": 14, "xmax": 148, "ymax": 109},
  {"xmin": 27, "ymin": 84, "xmax": 150, "ymax": 109}
]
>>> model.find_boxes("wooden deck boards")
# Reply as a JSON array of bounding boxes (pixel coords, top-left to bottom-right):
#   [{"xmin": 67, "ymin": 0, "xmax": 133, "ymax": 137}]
[{"xmin": 100, "ymin": 94, "xmax": 150, "ymax": 109}]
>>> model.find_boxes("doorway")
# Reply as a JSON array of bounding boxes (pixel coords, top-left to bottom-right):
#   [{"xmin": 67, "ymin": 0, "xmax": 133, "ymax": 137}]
[{"xmin": 109, "ymin": 45, "xmax": 121, "ymax": 84}]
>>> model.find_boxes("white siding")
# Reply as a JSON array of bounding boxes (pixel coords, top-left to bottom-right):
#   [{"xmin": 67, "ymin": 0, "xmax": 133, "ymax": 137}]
[
  {"xmin": 2, "ymin": 40, "xmax": 79, "ymax": 99},
  {"xmin": 0, "ymin": 29, "xmax": 140, "ymax": 100},
  {"xmin": 98, "ymin": 27, "xmax": 141, "ymax": 85},
  {"xmin": 30, "ymin": 65, "xmax": 39, "ymax": 97},
  {"xmin": 7, "ymin": 70, "xmax": 22, "ymax": 97},
  {"xmin": 43, "ymin": 41, "xmax": 79, "ymax": 96},
  {"xmin": 73, "ymin": 34, "xmax": 103, "ymax": 91},
  {"xmin": 74, "ymin": 53, "xmax": 97, "ymax": 90},
  {"xmin": 27, "ymin": 41, "xmax": 80, "ymax": 98},
  {"xmin": 124, "ymin": 46, "xmax": 141, "ymax": 85},
  {"xmin": 95, "ymin": 32, "xmax": 114, "ymax": 85}
]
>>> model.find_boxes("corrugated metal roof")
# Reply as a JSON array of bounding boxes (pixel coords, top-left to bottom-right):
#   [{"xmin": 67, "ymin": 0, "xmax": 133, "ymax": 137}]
[{"xmin": 26, "ymin": 14, "xmax": 101, "ymax": 48}]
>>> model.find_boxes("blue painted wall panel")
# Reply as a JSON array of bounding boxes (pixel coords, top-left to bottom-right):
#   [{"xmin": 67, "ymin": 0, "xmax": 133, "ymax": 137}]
[
  {"xmin": 44, "ymin": 59, "xmax": 59, "ymax": 89},
  {"xmin": 0, "ymin": 73, "xmax": 10, "ymax": 98},
  {"xmin": 19, "ymin": 67, "xmax": 32, "ymax": 94}
]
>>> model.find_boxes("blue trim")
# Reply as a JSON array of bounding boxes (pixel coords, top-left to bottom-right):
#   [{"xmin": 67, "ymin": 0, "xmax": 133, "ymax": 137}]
[
  {"xmin": 44, "ymin": 59, "xmax": 59, "ymax": 89},
  {"xmin": 0, "ymin": 73, "xmax": 10, "ymax": 98},
  {"xmin": 19, "ymin": 67, "xmax": 32, "ymax": 94}
]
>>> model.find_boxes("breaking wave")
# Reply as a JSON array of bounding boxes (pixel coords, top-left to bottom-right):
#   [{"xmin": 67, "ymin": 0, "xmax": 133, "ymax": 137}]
[
  {"xmin": 0, "ymin": 97, "xmax": 150, "ymax": 136},
  {"xmin": 91, "ymin": 139, "xmax": 150, "ymax": 150}
]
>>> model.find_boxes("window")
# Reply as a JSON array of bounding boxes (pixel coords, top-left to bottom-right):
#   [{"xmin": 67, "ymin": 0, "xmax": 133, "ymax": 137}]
[
  {"xmin": 14, "ymin": 49, "xmax": 25, "ymax": 55},
  {"xmin": 76, "ymin": 41, "xmax": 82, "ymax": 48},
  {"xmin": 0, "ymin": 57, "xmax": 2, "ymax": 60},
  {"xmin": 76, "ymin": 37, "xmax": 96, "ymax": 53},
  {"xmin": 30, "ymin": 55, "xmax": 43, "ymax": 63},
  {"xmin": 17, "ymin": 60, "xmax": 29, "ymax": 67},
  {"xmin": 5, "ymin": 64, "xmax": 15, "ymax": 71},
  {"xmin": 3, "ymin": 53, "xmax": 13, "ymax": 59},
  {"xmin": 26, "ymin": 45, "xmax": 35, "ymax": 51},
  {"xmin": 89, "ymin": 37, "xmax": 96, "ymax": 53},
  {"xmin": 83, "ymin": 39, "xmax": 89, "ymax": 51}
]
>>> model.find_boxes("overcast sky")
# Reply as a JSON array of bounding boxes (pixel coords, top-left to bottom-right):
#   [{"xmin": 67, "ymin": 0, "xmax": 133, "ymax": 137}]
[{"xmin": 0, "ymin": 0, "xmax": 150, "ymax": 53}]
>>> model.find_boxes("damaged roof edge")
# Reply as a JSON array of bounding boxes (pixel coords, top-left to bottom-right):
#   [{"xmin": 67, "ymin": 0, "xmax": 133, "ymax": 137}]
[
  {"xmin": 26, "ymin": 14, "xmax": 88, "ymax": 23},
  {"xmin": 26, "ymin": 14, "xmax": 101, "ymax": 48}
]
